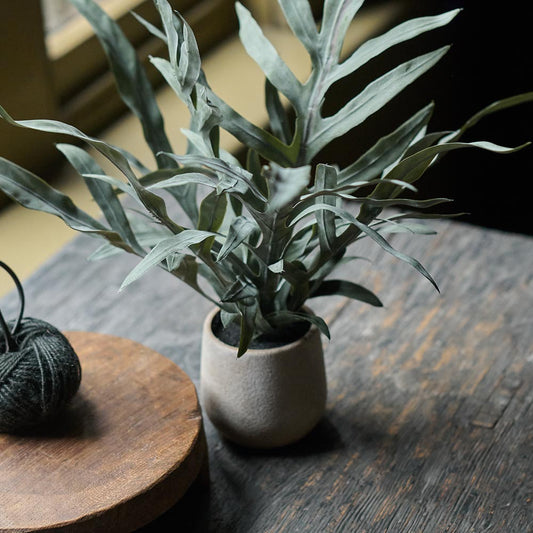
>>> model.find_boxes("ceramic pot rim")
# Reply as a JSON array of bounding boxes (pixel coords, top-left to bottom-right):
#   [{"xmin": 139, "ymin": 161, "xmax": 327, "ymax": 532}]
[{"xmin": 203, "ymin": 306, "xmax": 321, "ymax": 356}]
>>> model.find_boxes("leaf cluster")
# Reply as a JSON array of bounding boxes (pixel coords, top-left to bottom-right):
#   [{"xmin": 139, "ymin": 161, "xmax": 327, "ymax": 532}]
[{"xmin": 0, "ymin": 0, "xmax": 531, "ymax": 355}]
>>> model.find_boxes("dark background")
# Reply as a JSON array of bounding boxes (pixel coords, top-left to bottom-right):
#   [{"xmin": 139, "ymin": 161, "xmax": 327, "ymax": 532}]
[{"xmin": 320, "ymin": 0, "xmax": 532, "ymax": 235}]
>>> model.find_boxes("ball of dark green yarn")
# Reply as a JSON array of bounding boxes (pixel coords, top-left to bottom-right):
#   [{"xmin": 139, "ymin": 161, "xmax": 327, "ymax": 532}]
[{"xmin": 0, "ymin": 317, "xmax": 81, "ymax": 433}]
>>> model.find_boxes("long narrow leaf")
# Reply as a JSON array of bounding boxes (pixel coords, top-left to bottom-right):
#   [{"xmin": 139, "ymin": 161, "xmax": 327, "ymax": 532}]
[
  {"xmin": 311, "ymin": 47, "xmax": 450, "ymax": 156},
  {"xmin": 267, "ymin": 310, "xmax": 331, "ymax": 339},
  {"xmin": 337, "ymin": 102, "xmax": 434, "ymax": 185},
  {"xmin": 314, "ymin": 164, "xmax": 337, "ymax": 253},
  {"xmin": 441, "ymin": 92, "xmax": 533, "ymax": 143},
  {"xmin": 70, "ymin": 0, "xmax": 172, "ymax": 164},
  {"xmin": 278, "ymin": 0, "xmax": 319, "ymax": 63},
  {"xmin": 0, "ymin": 106, "xmax": 185, "ymax": 233},
  {"xmin": 121, "ymin": 230, "xmax": 215, "ymax": 289},
  {"xmin": 57, "ymin": 144, "xmax": 143, "ymax": 254},
  {"xmin": 236, "ymin": 2, "xmax": 302, "ymax": 109},
  {"xmin": 266, "ymin": 164, "xmax": 311, "ymax": 212},
  {"xmin": 204, "ymin": 87, "xmax": 294, "ymax": 166},
  {"xmin": 310, "ymin": 279, "xmax": 383, "ymax": 307},
  {"xmin": 332, "ymin": 10, "xmax": 460, "ymax": 83},
  {"xmin": 320, "ymin": 0, "xmax": 364, "ymax": 61},
  {"xmin": 265, "ymin": 79, "xmax": 293, "ymax": 145},
  {"xmin": 0, "ymin": 157, "xmax": 130, "ymax": 251},
  {"xmin": 217, "ymin": 216, "xmax": 257, "ymax": 262},
  {"xmin": 290, "ymin": 203, "xmax": 439, "ymax": 291}
]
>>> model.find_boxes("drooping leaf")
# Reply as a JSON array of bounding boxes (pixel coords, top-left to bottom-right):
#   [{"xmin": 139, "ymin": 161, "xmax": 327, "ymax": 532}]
[
  {"xmin": 57, "ymin": 143, "xmax": 143, "ymax": 254},
  {"xmin": 376, "ymin": 139, "xmax": 531, "ymax": 199},
  {"xmin": 337, "ymin": 102, "xmax": 434, "ymax": 185},
  {"xmin": 0, "ymin": 157, "xmax": 130, "ymax": 251},
  {"xmin": 290, "ymin": 203, "xmax": 439, "ymax": 291},
  {"xmin": 164, "ymin": 153, "xmax": 266, "ymax": 202},
  {"xmin": 69, "ymin": 0, "xmax": 172, "ymax": 165},
  {"xmin": 379, "ymin": 221, "xmax": 437, "ymax": 235},
  {"xmin": 310, "ymin": 279, "xmax": 383, "ymax": 307},
  {"xmin": 442, "ymin": 92, "xmax": 533, "ymax": 144},
  {"xmin": 121, "ymin": 230, "xmax": 215, "ymax": 289},
  {"xmin": 0, "ymin": 105, "xmax": 183, "ymax": 233},
  {"xmin": 237, "ymin": 304, "xmax": 257, "ymax": 357},
  {"xmin": 267, "ymin": 310, "xmax": 331, "ymax": 339}
]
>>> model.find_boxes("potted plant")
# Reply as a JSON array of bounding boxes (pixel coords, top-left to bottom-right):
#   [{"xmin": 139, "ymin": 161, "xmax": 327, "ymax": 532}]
[{"xmin": 0, "ymin": 0, "xmax": 531, "ymax": 447}]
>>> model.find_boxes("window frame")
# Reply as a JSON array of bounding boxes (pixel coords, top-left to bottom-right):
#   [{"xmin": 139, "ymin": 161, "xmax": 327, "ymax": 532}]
[{"xmin": 0, "ymin": 0, "xmax": 238, "ymax": 178}]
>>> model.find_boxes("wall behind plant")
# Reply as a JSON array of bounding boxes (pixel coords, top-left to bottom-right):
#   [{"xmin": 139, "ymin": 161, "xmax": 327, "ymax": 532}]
[{"xmin": 320, "ymin": 0, "xmax": 532, "ymax": 235}]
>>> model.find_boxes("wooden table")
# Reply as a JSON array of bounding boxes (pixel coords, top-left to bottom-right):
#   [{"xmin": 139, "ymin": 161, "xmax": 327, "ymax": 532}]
[{"xmin": 1, "ymin": 219, "xmax": 532, "ymax": 532}]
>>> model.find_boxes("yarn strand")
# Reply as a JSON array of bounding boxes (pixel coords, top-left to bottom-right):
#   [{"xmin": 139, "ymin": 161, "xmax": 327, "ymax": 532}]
[{"xmin": 0, "ymin": 261, "xmax": 25, "ymax": 352}]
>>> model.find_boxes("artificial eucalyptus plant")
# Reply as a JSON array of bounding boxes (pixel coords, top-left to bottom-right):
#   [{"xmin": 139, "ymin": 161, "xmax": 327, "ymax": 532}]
[{"xmin": 0, "ymin": 0, "xmax": 531, "ymax": 355}]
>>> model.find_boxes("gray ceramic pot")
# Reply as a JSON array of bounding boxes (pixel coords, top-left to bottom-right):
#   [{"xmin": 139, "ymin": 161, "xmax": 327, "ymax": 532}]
[{"xmin": 200, "ymin": 307, "xmax": 327, "ymax": 448}]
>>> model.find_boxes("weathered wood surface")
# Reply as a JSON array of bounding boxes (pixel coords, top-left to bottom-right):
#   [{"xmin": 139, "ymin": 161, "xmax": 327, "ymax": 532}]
[
  {"xmin": 0, "ymin": 332, "xmax": 206, "ymax": 533},
  {"xmin": 1, "ymin": 219, "xmax": 532, "ymax": 532}
]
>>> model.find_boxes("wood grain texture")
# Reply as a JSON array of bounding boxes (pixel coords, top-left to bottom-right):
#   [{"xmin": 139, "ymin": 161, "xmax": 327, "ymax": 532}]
[
  {"xmin": 0, "ymin": 332, "xmax": 206, "ymax": 533},
  {"xmin": 1, "ymin": 219, "xmax": 532, "ymax": 532}
]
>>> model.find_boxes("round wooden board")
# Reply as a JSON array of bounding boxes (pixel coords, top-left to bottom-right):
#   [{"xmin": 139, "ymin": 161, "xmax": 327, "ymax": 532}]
[{"xmin": 0, "ymin": 331, "xmax": 207, "ymax": 533}]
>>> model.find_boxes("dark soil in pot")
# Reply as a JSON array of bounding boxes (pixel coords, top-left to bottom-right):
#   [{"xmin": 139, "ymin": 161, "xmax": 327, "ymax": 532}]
[{"xmin": 211, "ymin": 311, "xmax": 311, "ymax": 350}]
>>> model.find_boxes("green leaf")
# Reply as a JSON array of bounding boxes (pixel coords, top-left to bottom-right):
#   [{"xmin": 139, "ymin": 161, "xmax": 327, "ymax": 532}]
[
  {"xmin": 265, "ymin": 79, "xmax": 293, "ymax": 145},
  {"xmin": 266, "ymin": 163, "xmax": 311, "ymax": 212},
  {"xmin": 247, "ymin": 149, "xmax": 268, "ymax": 198},
  {"xmin": 379, "ymin": 140, "xmax": 531, "ymax": 198},
  {"xmin": 361, "ymin": 197, "xmax": 452, "ymax": 209},
  {"xmin": 268, "ymin": 259, "xmax": 308, "ymax": 286},
  {"xmin": 0, "ymin": 105, "xmax": 183, "ymax": 233},
  {"xmin": 310, "ymin": 279, "xmax": 383, "ymax": 307},
  {"xmin": 337, "ymin": 102, "xmax": 434, "ymax": 185},
  {"xmin": 217, "ymin": 216, "xmax": 257, "ymax": 262},
  {"xmin": 70, "ymin": 0, "xmax": 172, "ymax": 165},
  {"xmin": 283, "ymin": 223, "xmax": 316, "ymax": 262},
  {"xmin": 332, "ymin": 10, "xmax": 460, "ymax": 83},
  {"xmin": 278, "ymin": 0, "xmax": 319, "ymax": 63},
  {"xmin": 235, "ymin": 2, "xmax": 302, "ymax": 110},
  {"xmin": 443, "ymin": 92, "xmax": 533, "ymax": 143},
  {"xmin": 198, "ymin": 191, "xmax": 227, "ymax": 233},
  {"xmin": 314, "ymin": 164, "xmax": 338, "ymax": 253},
  {"xmin": 204, "ymin": 88, "xmax": 294, "ymax": 166},
  {"xmin": 0, "ymin": 157, "xmax": 130, "ymax": 250},
  {"xmin": 150, "ymin": 2, "xmax": 201, "ymax": 101},
  {"xmin": 237, "ymin": 305, "xmax": 257, "ymax": 357},
  {"xmin": 57, "ymin": 144, "xmax": 143, "ymax": 254},
  {"xmin": 379, "ymin": 221, "xmax": 437, "ymax": 235},
  {"xmin": 121, "ymin": 230, "xmax": 215, "ymax": 289},
  {"xmin": 320, "ymin": 0, "xmax": 364, "ymax": 61},
  {"xmin": 131, "ymin": 11, "xmax": 167, "ymax": 42},
  {"xmin": 290, "ymin": 203, "xmax": 439, "ymax": 291},
  {"xmin": 310, "ymin": 47, "xmax": 450, "ymax": 157},
  {"xmin": 154, "ymin": 0, "xmax": 179, "ymax": 64},
  {"xmin": 164, "ymin": 153, "xmax": 266, "ymax": 202},
  {"xmin": 267, "ymin": 310, "xmax": 331, "ymax": 339},
  {"xmin": 221, "ymin": 277, "xmax": 258, "ymax": 305}
]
